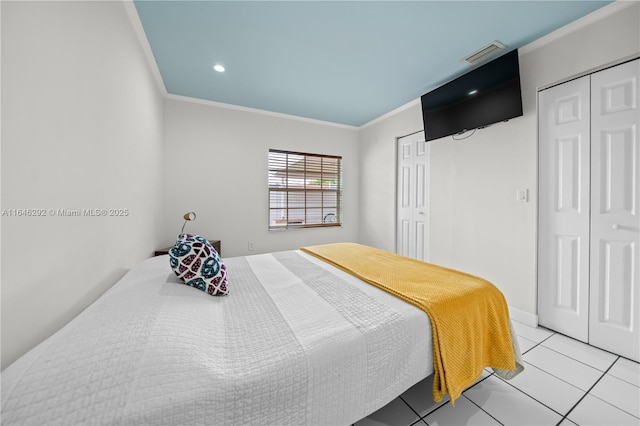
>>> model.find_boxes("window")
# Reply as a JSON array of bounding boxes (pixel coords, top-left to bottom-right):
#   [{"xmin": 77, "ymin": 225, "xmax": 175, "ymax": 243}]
[{"xmin": 268, "ymin": 149, "xmax": 342, "ymax": 230}]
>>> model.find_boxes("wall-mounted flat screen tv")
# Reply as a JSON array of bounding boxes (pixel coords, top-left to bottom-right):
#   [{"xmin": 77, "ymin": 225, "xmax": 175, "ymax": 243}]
[{"xmin": 421, "ymin": 49, "xmax": 523, "ymax": 142}]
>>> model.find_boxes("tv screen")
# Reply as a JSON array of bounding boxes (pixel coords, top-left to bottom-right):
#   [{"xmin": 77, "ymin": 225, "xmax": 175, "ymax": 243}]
[{"xmin": 421, "ymin": 49, "xmax": 523, "ymax": 142}]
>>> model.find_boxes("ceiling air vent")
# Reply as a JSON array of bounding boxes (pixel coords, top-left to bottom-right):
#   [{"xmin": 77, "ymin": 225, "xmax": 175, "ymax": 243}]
[{"xmin": 463, "ymin": 41, "xmax": 505, "ymax": 65}]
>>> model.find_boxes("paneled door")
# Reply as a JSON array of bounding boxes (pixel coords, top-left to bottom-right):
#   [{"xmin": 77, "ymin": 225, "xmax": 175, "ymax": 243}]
[
  {"xmin": 539, "ymin": 59, "xmax": 639, "ymax": 361},
  {"xmin": 396, "ymin": 131, "xmax": 430, "ymax": 261},
  {"xmin": 538, "ymin": 76, "xmax": 591, "ymax": 343},
  {"xmin": 589, "ymin": 59, "xmax": 640, "ymax": 361}
]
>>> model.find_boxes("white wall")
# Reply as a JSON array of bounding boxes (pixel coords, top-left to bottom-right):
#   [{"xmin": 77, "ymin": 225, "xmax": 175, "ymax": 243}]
[
  {"xmin": 1, "ymin": 1, "xmax": 164, "ymax": 370},
  {"xmin": 359, "ymin": 1, "xmax": 640, "ymax": 319},
  {"xmin": 162, "ymin": 98, "xmax": 360, "ymax": 257},
  {"xmin": 358, "ymin": 102, "xmax": 424, "ymax": 253}
]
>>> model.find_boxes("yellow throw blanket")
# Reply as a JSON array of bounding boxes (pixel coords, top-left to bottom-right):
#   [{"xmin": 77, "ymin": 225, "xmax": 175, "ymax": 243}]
[{"xmin": 301, "ymin": 242, "xmax": 517, "ymax": 404}]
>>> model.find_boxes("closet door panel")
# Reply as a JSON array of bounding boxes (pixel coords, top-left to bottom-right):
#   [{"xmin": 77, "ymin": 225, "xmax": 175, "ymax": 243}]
[
  {"xmin": 396, "ymin": 132, "xmax": 430, "ymax": 262},
  {"xmin": 397, "ymin": 137, "xmax": 415, "ymax": 259},
  {"xmin": 590, "ymin": 59, "xmax": 640, "ymax": 362},
  {"xmin": 538, "ymin": 76, "xmax": 591, "ymax": 342}
]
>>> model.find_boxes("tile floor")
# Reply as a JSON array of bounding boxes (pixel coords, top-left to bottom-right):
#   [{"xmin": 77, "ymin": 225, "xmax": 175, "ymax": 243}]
[{"xmin": 354, "ymin": 321, "xmax": 640, "ymax": 426}]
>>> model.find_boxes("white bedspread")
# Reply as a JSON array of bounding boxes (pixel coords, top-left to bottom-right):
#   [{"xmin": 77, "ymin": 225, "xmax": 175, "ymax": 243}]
[{"xmin": 1, "ymin": 251, "xmax": 432, "ymax": 425}]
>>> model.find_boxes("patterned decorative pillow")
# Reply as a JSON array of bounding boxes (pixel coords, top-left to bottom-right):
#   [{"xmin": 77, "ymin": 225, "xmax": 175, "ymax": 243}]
[{"xmin": 169, "ymin": 233, "xmax": 228, "ymax": 296}]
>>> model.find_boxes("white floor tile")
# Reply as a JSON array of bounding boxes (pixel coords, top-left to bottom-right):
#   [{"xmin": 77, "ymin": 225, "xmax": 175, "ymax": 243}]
[
  {"xmin": 512, "ymin": 322, "xmax": 555, "ymax": 344},
  {"xmin": 541, "ymin": 333, "xmax": 617, "ymax": 371},
  {"xmin": 517, "ymin": 335, "xmax": 538, "ymax": 354},
  {"xmin": 568, "ymin": 394, "xmax": 640, "ymax": 426},
  {"xmin": 590, "ymin": 374, "xmax": 640, "ymax": 418},
  {"xmin": 523, "ymin": 345, "xmax": 602, "ymax": 391},
  {"xmin": 505, "ymin": 361, "xmax": 585, "ymax": 415},
  {"xmin": 401, "ymin": 371, "xmax": 491, "ymax": 417},
  {"xmin": 352, "ymin": 329, "xmax": 638, "ymax": 426},
  {"xmin": 464, "ymin": 375, "xmax": 563, "ymax": 425},
  {"xmin": 353, "ymin": 397, "xmax": 419, "ymax": 426},
  {"xmin": 423, "ymin": 395, "xmax": 500, "ymax": 426},
  {"xmin": 609, "ymin": 357, "xmax": 640, "ymax": 387},
  {"xmin": 400, "ymin": 375, "xmax": 448, "ymax": 417}
]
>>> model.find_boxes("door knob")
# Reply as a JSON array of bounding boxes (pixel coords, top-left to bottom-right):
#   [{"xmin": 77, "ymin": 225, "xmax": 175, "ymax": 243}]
[{"xmin": 612, "ymin": 224, "xmax": 620, "ymax": 230}]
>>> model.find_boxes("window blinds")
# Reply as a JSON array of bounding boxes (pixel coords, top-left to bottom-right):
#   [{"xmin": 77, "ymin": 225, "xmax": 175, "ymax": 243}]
[{"xmin": 268, "ymin": 149, "xmax": 342, "ymax": 230}]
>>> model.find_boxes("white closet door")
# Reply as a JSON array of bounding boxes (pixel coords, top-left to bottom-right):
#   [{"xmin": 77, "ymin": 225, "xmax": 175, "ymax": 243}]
[
  {"xmin": 538, "ymin": 76, "xmax": 591, "ymax": 342},
  {"xmin": 589, "ymin": 59, "xmax": 640, "ymax": 361},
  {"xmin": 396, "ymin": 131, "xmax": 430, "ymax": 261}
]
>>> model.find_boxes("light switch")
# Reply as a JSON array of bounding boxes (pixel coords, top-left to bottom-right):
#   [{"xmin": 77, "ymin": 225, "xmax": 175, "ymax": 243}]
[{"xmin": 516, "ymin": 189, "xmax": 528, "ymax": 202}]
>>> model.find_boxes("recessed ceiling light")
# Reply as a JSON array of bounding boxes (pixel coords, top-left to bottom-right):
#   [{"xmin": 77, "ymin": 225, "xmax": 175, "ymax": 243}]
[{"xmin": 213, "ymin": 64, "xmax": 225, "ymax": 73}]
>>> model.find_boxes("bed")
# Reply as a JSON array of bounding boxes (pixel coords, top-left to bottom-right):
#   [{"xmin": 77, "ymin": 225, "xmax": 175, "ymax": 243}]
[{"xmin": 1, "ymin": 243, "xmax": 522, "ymax": 425}]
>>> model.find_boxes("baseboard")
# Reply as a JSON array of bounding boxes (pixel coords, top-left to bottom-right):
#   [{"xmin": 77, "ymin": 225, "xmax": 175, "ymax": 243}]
[{"xmin": 508, "ymin": 306, "xmax": 538, "ymax": 328}]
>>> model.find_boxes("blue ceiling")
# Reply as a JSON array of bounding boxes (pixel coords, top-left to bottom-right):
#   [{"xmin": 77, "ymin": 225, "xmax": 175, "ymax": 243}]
[{"xmin": 134, "ymin": 1, "xmax": 612, "ymax": 127}]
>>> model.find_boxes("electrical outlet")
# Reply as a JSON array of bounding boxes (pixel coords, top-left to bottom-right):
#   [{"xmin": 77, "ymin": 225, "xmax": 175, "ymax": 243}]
[{"xmin": 248, "ymin": 241, "xmax": 255, "ymax": 251}]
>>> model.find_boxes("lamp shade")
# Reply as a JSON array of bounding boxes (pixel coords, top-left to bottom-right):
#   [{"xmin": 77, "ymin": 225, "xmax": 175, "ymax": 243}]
[{"xmin": 181, "ymin": 211, "xmax": 196, "ymax": 233}]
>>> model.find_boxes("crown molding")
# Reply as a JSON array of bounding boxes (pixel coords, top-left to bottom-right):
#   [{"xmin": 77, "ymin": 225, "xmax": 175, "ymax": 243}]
[
  {"xmin": 122, "ymin": 0, "xmax": 167, "ymax": 96},
  {"xmin": 519, "ymin": 0, "xmax": 636, "ymax": 55},
  {"xmin": 360, "ymin": 98, "xmax": 421, "ymax": 130},
  {"xmin": 166, "ymin": 94, "xmax": 359, "ymax": 130}
]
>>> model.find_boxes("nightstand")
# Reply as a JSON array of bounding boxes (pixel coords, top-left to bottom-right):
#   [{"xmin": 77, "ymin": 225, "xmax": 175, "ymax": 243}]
[{"xmin": 154, "ymin": 239, "xmax": 221, "ymax": 257}]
